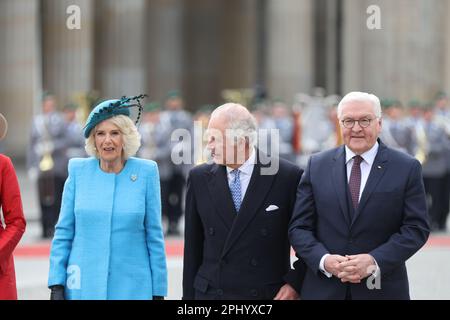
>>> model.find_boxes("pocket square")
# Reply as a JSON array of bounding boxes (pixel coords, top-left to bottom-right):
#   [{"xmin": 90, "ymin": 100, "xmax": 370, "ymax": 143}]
[{"xmin": 265, "ymin": 205, "xmax": 279, "ymax": 212}]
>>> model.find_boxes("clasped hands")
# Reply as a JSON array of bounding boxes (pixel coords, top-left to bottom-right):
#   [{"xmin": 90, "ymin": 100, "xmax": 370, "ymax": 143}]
[{"xmin": 324, "ymin": 254, "xmax": 376, "ymax": 283}]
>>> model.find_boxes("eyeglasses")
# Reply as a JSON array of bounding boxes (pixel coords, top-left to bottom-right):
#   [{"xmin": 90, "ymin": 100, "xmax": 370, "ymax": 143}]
[{"xmin": 341, "ymin": 118, "xmax": 377, "ymax": 129}]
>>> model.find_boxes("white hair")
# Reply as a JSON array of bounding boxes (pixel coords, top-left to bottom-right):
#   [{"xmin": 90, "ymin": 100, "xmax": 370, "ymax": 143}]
[
  {"xmin": 337, "ymin": 91, "xmax": 382, "ymax": 119},
  {"xmin": 211, "ymin": 103, "xmax": 258, "ymax": 147},
  {"xmin": 85, "ymin": 115, "xmax": 141, "ymax": 159}
]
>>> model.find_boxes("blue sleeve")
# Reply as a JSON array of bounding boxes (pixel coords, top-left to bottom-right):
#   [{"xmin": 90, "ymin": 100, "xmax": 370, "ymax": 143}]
[
  {"xmin": 48, "ymin": 159, "xmax": 77, "ymax": 287},
  {"xmin": 144, "ymin": 161, "xmax": 168, "ymax": 296}
]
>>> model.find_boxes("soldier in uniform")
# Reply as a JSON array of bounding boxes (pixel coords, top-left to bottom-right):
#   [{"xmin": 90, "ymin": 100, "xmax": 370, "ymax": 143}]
[
  {"xmin": 433, "ymin": 92, "xmax": 450, "ymax": 231},
  {"xmin": 380, "ymin": 99, "xmax": 416, "ymax": 156},
  {"xmin": 137, "ymin": 102, "xmax": 161, "ymax": 161},
  {"xmin": 298, "ymin": 91, "xmax": 335, "ymax": 169},
  {"xmin": 271, "ymin": 100, "xmax": 296, "ymax": 163},
  {"xmin": 63, "ymin": 103, "xmax": 86, "ymax": 161},
  {"xmin": 157, "ymin": 91, "xmax": 193, "ymax": 236},
  {"xmin": 27, "ymin": 93, "xmax": 68, "ymax": 238},
  {"xmin": 258, "ymin": 100, "xmax": 295, "ymax": 163},
  {"xmin": 419, "ymin": 104, "xmax": 449, "ymax": 231}
]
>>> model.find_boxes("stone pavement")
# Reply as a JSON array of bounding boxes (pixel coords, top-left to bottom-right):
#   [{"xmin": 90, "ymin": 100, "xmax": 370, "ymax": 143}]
[
  {"xmin": 15, "ymin": 221, "xmax": 184, "ymax": 300},
  {"xmin": 14, "ymin": 234, "xmax": 450, "ymax": 300}
]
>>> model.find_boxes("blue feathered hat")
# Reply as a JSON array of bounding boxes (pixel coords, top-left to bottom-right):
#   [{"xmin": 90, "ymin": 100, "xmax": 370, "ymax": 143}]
[{"xmin": 83, "ymin": 94, "xmax": 147, "ymax": 138}]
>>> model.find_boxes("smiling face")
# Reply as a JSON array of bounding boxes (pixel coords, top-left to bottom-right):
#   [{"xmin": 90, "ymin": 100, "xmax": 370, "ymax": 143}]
[
  {"xmin": 94, "ymin": 119, "xmax": 124, "ymax": 165},
  {"xmin": 340, "ymin": 100, "xmax": 382, "ymax": 155}
]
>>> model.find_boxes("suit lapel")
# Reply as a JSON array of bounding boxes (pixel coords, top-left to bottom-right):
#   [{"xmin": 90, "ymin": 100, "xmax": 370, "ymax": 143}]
[
  {"xmin": 206, "ymin": 164, "xmax": 236, "ymax": 231},
  {"xmin": 332, "ymin": 146, "xmax": 351, "ymax": 226},
  {"xmin": 221, "ymin": 152, "xmax": 275, "ymax": 258},
  {"xmin": 351, "ymin": 142, "xmax": 389, "ymax": 226}
]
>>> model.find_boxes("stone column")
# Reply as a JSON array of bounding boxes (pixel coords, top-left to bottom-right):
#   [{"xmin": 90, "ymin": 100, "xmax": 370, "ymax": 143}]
[
  {"xmin": 182, "ymin": 0, "xmax": 259, "ymax": 110},
  {"xmin": 265, "ymin": 0, "xmax": 314, "ymax": 103},
  {"xmin": 95, "ymin": 0, "xmax": 147, "ymax": 99},
  {"xmin": 342, "ymin": 0, "xmax": 447, "ymax": 102},
  {"xmin": 217, "ymin": 0, "xmax": 258, "ymax": 97},
  {"xmin": 41, "ymin": 0, "xmax": 95, "ymax": 107},
  {"xmin": 444, "ymin": 1, "xmax": 450, "ymax": 95},
  {"xmin": 0, "ymin": 0, "xmax": 40, "ymax": 159},
  {"xmin": 145, "ymin": 0, "xmax": 184, "ymax": 103},
  {"xmin": 182, "ymin": 0, "xmax": 221, "ymax": 110},
  {"xmin": 313, "ymin": 0, "xmax": 341, "ymax": 94},
  {"xmin": 325, "ymin": 0, "xmax": 341, "ymax": 94}
]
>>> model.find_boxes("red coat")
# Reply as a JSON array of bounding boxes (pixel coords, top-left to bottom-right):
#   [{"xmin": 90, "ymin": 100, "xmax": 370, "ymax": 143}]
[{"xmin": 0, "ymin": 154, "xmax": 26, "ymax": 300}]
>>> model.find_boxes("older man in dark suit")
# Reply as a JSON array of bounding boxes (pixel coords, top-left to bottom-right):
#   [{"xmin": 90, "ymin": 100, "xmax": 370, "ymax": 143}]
[
  {"xmin": 289, "ymin": 91, "xmax": 430, "ymax": 299},
  {"xmin": 183, "ymin": 103, "xmax": 305, "ymax": 300}
]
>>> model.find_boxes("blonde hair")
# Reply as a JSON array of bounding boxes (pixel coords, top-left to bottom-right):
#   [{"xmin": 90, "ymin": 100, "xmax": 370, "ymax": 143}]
[{"xmin": 85, "ymin": 115, "xmax": 141, "ymax": 159}]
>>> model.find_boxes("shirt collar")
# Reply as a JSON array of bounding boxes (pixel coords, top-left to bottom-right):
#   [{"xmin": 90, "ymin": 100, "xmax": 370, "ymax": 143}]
[
  {"xmin": 345, "ymin": 141, "xmax": 379, "ymax": 166},
  {"xmin": 226, "ymin": 147, "xmax": 256, "ymax": 176}
]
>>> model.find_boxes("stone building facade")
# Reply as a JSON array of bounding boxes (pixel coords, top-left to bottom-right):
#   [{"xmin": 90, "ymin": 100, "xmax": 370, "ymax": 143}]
[{"xmin": 1, "ymin": 0, "xmax": 449, "ymax": 158}]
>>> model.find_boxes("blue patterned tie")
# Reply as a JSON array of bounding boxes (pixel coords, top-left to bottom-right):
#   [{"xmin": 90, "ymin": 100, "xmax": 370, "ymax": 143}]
[{"xmin": 229, "ymin": 169, "xmax": 242, "ymax": 213}]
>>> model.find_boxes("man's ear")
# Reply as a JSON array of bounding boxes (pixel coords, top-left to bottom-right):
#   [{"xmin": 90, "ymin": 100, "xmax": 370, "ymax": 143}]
[{"xmin": 240, "ymin": 136, "xmax": 250, "ymax": 149}]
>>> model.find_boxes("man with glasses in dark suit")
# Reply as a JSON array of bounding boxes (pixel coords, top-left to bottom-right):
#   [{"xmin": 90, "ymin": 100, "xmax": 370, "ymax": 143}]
[{"xmin": 289, "ymin": 91, "xmax": 429, "ymax": 299}]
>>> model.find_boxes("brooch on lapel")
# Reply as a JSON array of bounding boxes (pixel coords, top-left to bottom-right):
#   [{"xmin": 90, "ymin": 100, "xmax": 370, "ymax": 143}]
[{"xmin": 130, "ymin": 174, "xmax": 138, "ymax": 182}]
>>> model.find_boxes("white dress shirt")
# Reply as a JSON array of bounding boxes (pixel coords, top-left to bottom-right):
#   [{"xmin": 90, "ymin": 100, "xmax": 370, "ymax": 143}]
[
  {"xmin": 319, "ymin": 142, "xmax": 380, "ymax": 278},
  {"xmin": 226, "ymin": 148, "xmax": 256, "ymax": 202},
  {"xmin": 344, "ymin": 142, "xmax": 379, "ymax": 201}
]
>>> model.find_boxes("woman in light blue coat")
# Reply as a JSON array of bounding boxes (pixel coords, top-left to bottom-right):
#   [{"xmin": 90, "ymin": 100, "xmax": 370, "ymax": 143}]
[{"xmin": 48, "ymin": 96, "xmax": 167, "ymax": 300}]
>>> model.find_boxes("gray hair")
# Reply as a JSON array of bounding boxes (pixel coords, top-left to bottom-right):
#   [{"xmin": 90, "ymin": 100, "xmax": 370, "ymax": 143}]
[
  {"xmin": 337, "ymin": 91, "xmax": 382, "ymax": 119},
  {"xmin": 85, "ymin": 115, "xmax": 141, "ymax": 159},
  {"xmin": 211, "ymin": 103, "xmax": 258, "ymax": 147}
]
